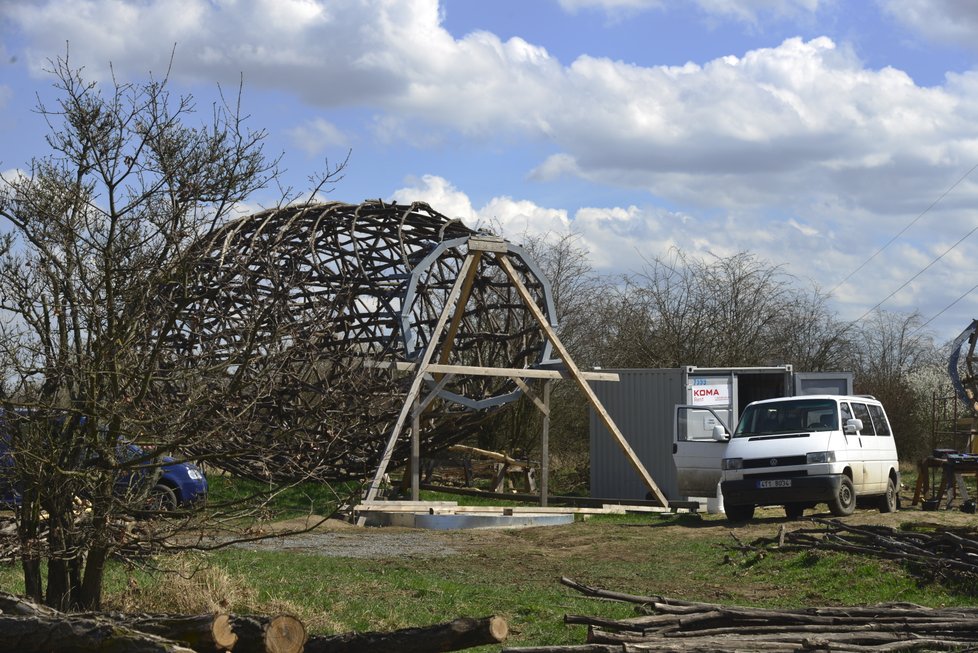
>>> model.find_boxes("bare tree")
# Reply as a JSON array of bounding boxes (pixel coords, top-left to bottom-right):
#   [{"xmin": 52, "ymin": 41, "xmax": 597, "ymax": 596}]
[
  {"xmin": 600, "ymin": 249, "xmax": 850, "ymax": 369},
  {"xmin": 0, "ymin": 54, "xmax": 344, "ymax": 610},
  {"xmin": 851, "ymin": 309, "xmax": 940, "ymax": 460}
]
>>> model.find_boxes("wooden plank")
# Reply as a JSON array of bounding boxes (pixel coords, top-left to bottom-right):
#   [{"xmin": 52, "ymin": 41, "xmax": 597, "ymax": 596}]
[
  {"xmin": 511, "ymin": 377, "xmax": 549, "ymax": 416},
  {"xmin": 494, "ymin": 253, "xmax": 669, "ymax": 507},
  {"xmin": 364, "ymin": 359, "xmax": 619, "ymax": 382},
  {"xmin": 466, "ymin": 235, "xmax": 509, "ymax": 253},
  {"xmin": 435, "ymin": 250, "xmax": 483, "ymax": 378},
  {"xmin": 541, "ymin": 379, "xmax": 551, "ymax": 508},
  {"xmin": 357, "ymin": 500, "xmax": 458, "ymax": 508},
  {"xmin": 448, "ymin": 444, "xmax": 527, "ymax": 465}
]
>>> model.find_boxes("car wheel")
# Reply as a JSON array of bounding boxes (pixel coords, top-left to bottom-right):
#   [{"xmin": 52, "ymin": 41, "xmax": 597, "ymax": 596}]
[
  {"xmin": 828, "ymin": 475, "xmax": 856, "ymax": 516},
  {"xmin": 878, "ymin": 476, "xmax": 898, "ymax": 513},
  {"xmin": 725, "ymin": 504, "xmax": 754, "ymax": 522},
  {"xmin": 148, "ymin": 483, "xmax": 178, "ymax": 512},
  {"xmin": 784, "ymin": 503, "xmax": 805, "ymax": 519}
]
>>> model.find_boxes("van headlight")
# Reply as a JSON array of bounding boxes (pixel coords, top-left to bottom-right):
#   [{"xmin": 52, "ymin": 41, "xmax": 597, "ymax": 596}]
[
  {"xmin": 722, "ymin": 457, "xmax": 743, "ymax": 471},
  {"xmin": 186, "ymin": 468, "xmax": 204, "ymax": 481},
  {"xmin": 806, "ymin": 451, "xmax": 836, "ymax": 464}
]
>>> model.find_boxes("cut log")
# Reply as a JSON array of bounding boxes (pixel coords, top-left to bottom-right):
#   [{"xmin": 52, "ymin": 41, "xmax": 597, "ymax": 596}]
[
  {"xmin": 0, "ymin": 590, "xmax": 61, "ymax": 617},
  {"xmin": 0, "ymin": 614, "xmax": 195, "ymax": 653},
  {"xmin": 231, "ymin": 614, "xmax": 306, "ymax": 653},
  {"xmin": 305, "ymin": 615, "xmax": 509, "ymax": 653},
  {"xmin": 118, "ymin": 613, "xmax": 238, "ymax": 652}
]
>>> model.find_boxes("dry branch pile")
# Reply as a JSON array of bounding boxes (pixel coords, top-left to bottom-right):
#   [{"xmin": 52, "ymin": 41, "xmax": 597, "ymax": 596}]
[
  {"xmin": 0, "ymin": 589, "xmax": 507, "ymax": 653},
  {"xmin": 725, "ymin": 518, "xmax": 978, "ymax": 592},
  {"xmin": 502, "ymin": 577, "xmax": 978, "ymax": 653}
]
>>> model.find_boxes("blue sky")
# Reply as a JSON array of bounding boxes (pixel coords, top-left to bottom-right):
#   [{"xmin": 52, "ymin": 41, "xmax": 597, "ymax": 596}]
[{"xmin": 3, "ymin": 0, "xmax": 978, "ymax": 344}]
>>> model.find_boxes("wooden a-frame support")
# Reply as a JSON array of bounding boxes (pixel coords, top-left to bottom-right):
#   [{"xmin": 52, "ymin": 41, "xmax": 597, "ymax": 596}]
[{"xmin": 362, "ymin": 237, "xmax": 668, "ymax": 510}]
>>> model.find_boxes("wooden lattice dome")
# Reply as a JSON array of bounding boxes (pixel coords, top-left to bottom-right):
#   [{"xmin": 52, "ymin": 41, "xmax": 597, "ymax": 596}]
[{"xmin": 153, "ymin": 201, "xmax": 557, "ymax": 482}]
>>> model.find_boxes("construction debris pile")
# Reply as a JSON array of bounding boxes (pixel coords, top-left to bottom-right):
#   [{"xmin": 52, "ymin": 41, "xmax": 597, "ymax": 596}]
[
  {"xmin": 503, "ymin": 577, "xmax": 978, "ymax": 653},
  {"xmin": 725, "ymin": 518, "xmax": 978, "ymax": 593}
]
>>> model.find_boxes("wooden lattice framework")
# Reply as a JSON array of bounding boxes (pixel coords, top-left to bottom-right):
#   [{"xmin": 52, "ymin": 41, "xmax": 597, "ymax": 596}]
[
  {"xmin": 151, "ymin": 201, "xmax": 553, "ymax": 482},
  {"xmin": 151, "ymin": 200, "xmax": 665, "ymax": 504}
]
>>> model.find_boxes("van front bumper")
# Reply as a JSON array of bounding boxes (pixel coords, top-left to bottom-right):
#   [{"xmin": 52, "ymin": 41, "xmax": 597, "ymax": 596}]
[{"xmin": 721, "ymin": 474, "xmax": 842, "ymax": 507}]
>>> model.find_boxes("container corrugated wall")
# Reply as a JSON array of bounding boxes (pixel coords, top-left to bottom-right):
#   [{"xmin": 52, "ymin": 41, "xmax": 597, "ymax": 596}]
[{"xmin": 589, "ymin": 369, "xmax": 684, "ymax": 501}]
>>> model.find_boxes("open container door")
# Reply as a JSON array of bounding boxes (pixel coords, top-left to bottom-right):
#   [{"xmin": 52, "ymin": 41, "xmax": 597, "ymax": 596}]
[{"xmin": 673, "ymin": 405, "xmax": 731, "ymax": 498}]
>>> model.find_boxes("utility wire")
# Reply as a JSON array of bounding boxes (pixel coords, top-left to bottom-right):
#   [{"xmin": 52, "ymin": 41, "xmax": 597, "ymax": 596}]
[
  {"xmin": 851, "ymin": 221, "xmax": 978, "ymax": 325},
  {"xmin": 910, "ymin": 281, "xmax": 978, "ymax": 337},
  {"xmin": 829, "ymin": 162, "xmax": 978, "ymax": 297}
]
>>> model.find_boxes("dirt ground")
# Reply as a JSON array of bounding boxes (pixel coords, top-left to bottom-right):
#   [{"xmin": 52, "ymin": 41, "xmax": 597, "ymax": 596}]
[{"xmin": 235, "ymin": 491, "xmax": 978, "ymax": 560}]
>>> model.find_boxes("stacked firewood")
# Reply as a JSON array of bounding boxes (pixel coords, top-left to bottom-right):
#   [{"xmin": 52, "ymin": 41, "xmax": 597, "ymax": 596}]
[
  {"xmin": 502, "ymin": 577, "xmax": 978, "ymax": 652},
  {"xmin": 726, "ymin": 518, "xmax": 978, "ymax": 591},
  {"xmin": 0, "ymin": 590, "xmax": 507, "ymax": 653}
]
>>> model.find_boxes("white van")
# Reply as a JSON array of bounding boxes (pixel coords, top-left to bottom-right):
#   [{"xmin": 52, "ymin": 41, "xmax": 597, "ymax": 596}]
[{"xmin": 716, "ymin": 395, "xmax": 899, "ymax": 521}]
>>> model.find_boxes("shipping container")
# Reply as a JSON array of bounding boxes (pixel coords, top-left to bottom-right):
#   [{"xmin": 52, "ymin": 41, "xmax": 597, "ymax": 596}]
[{"xmin": 589, "ymin": 366, "xmax": 853, "ymax": 502}]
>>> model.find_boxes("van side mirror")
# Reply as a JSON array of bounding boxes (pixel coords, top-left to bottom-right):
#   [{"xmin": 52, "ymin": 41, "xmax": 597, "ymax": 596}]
[
  {"xmin": 845, "ymin": 418, "xmax": 863, "ymax": 434},
  {"xmin": 712, "ymin": 424, "xmax": 730, "ymax": 442}
]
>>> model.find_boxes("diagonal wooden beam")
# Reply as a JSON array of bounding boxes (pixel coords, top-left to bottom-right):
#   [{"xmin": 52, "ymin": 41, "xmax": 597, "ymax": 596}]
[
  {"xmin": 494, "ymin": 253, "xmax": 669, "ymax": 507},
  {"xmin": 363, "ymin": 252, "xmax": 479, "ymax": 503},
  {"xmin": 511, "ymin": 376, "xmax": 549, "ymax": 417},
  {"xmin": 436, "ymin": 250, "xmax": 483, "ymax": 374}
]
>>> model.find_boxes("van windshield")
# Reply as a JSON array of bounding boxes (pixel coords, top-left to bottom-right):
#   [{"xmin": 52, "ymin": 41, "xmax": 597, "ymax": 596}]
[{"xmin": 734, "ymin": 398, "xmax": 839, "ymax": 437}]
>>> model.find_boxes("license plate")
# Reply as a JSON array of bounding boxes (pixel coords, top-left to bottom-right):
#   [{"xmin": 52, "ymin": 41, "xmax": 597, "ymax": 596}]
[{"xmin": 758, "ymin": 479, "xmax": 792, "ymax": 489}]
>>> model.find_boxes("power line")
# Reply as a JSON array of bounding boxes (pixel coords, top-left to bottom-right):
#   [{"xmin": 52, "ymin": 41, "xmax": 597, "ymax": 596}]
[
  {"xmin": 852, "ymin": 220, "xmax": 978, "ymax": 325},
  {"xmin": 910, "ymin": 281, "xmax": 978, "ymax": 337},
  {"xmin": 829, "ymin": 162, "xmax": 978, "ymax": 297}
]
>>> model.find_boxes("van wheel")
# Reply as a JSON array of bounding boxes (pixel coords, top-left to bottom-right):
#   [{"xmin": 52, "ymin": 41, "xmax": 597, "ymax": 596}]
[
  {"xmin": 878, "ymin": 476, "xmax": 898, "ymax": 513},
  {"xmin": 725, "ymin": 504, "xmax": 754, "ymax": 522},
  {"xmin": 784, "ymin": 503, "xmax": 805, "ymax": 519},
  {"xmin": 828, "ymin": 476, "xmax": 855, "ymax": 516}
]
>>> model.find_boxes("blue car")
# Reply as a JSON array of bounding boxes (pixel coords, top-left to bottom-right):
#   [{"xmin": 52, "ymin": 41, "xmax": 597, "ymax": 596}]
[
  {"xmin": 0, "ymin": 412, "xmax": 207, "ymax": 510},
  {"xmin": 115, "ymin": 443, "xmax": 209, "ymax": 511}
]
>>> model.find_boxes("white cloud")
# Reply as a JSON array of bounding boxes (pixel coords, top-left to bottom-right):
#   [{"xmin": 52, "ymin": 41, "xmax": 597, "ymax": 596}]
[
  {"xmin": 557, "ymin": 0, "xmax": 825, "ymax": 23},
  {"xmin": 880, "ymin": 0, "xmax": 978, "ymax": 50},
  {"xmin": 6, "ymin": 0, "xmax": 978, "ymax": 336},
  {"xmin": 557, "ymin": 0, "xmax": 666, "ymax": 14},
  {"xmin": 7, "ymin": 2, "xmax": 977, "ymax": 221},
  {"xmin": 693, "ymin": 0, "xmax": 824, "ymax": 23},
  {"xmin": 390, "ymin": 174, "xmax": 477, "ymax": 223},
  {"xmin": 390, "ymin": 175, "xmax": 570, "ymax": 238},
  {"xmin": 287, "ymin": 118, "xmax": 348, "ymax": 157}
]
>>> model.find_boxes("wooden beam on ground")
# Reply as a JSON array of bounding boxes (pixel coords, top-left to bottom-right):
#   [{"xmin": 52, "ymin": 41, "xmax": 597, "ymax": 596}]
[
  {"xmin": 494, "ymin": 253, "xmax": 669, "ymax": 508},
  {"xmin": 448, "ymin": 444, "xmax": 526, "ymax": 465},
  {"xmin": 305, "ymin": 615, "xmax": 508, "ymax": 653}
]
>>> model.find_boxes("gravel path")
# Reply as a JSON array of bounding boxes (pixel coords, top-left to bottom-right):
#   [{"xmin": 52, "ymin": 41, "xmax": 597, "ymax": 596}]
[{"xmin": 228, "ymin": 527, "xmax": 460, "ymax": 558}]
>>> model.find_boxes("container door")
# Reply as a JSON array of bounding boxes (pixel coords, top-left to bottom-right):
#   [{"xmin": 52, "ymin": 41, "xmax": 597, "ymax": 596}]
[
  {"xmin": 793, "ymin": 372, "xmax": 853, "ymax": 396},
  {"xmin": 673, "ymin": 405, "xmax": 730, "ymax": 498}
]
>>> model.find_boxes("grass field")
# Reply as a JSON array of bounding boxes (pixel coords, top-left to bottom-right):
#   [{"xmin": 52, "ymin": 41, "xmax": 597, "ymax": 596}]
[{"xmin": 3, "ymin": 489, "xmax": 977, "ymax": 649}]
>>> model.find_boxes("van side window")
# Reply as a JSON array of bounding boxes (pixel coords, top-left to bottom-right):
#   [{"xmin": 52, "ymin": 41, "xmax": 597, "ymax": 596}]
[
  {"xmin": 851, "ymin": 402, "xmax": 876, "ymax": 435},
  {"xmin": 840, "ymin": 402, "xmax": 853, "ymax": 427},
  {"xmin": 867, "ymin": 404, "xmax": 891, "ymax": 436}
]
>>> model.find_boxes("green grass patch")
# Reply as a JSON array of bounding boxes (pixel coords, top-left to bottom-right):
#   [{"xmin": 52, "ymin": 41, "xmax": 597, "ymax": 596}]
[
  {"xmin": 205, "ymin": 474, "xmax": 356, "ymax": 518},
  {"xmin": 1, "ymin": 512, "xmax": 976, "ymax": 648}
]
